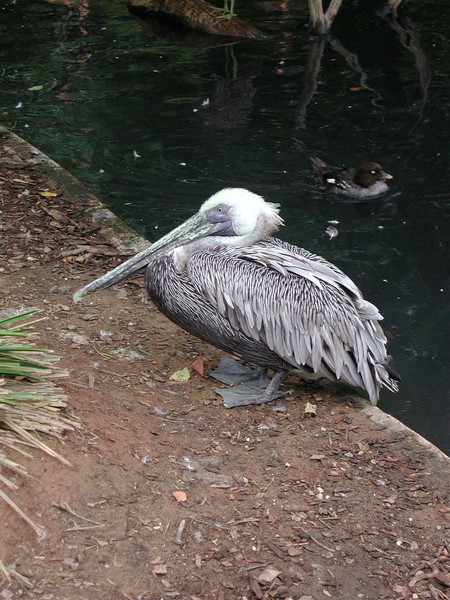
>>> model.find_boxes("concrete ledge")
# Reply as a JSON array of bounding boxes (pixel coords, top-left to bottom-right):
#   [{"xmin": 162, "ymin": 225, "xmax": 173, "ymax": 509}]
[
  {"xmin": 355, "ymin": 400, "xmax": 449, "ymax": 480},
  {"xmin": 2, "ymin": 126, "xmax": 449, "ymax": 476}
]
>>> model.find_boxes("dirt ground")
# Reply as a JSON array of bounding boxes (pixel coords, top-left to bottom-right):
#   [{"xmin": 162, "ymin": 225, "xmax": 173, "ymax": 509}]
[{"xmin": 0, "ymin": 128, "xmax": 449, "ymax": 600}]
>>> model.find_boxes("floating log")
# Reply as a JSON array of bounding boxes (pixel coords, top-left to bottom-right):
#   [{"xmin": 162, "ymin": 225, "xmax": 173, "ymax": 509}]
[{"xmin": 127, "ymin": 0, "xmax": 265, "ymax": 39}]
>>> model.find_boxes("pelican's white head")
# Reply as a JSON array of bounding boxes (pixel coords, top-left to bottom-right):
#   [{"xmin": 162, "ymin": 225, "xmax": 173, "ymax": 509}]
[
  {"xmin": 73, "ymin": 188, "xmax": 283, "ymax": 301},
  {"xmin": 200, "ymin": 188, "xmax": 283, "ymax": 238}
]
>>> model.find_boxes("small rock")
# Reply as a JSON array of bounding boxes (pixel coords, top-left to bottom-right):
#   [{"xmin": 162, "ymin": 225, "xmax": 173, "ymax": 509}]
[
  {"xmin": 152, "ymin": 564, "xmax": 167, "ymax": 576},
  {"xmin": 328, "ymin": 469, "xmax": 341, "ymax": 477},
  {"xmin": 116, "ymin": 288, "xmax": 128, "ymax": 300},
  {"xmin": 72, "ymin": 333, "xmax": 89, "ymax": 345},
  {"xmin": 58, "ymin": 304, "xmax": 71, "ymax": 311},
  {"xmin": 81, "ymin": 313, "xmax": 98, "ymax": 321}
]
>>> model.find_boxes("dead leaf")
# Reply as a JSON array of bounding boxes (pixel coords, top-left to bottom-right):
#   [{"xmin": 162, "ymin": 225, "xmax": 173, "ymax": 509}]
[
  {"xmin": 392, "ymin": 584, "xmax": 410, "ymax": 596},
  {"xmin": 304, "ymin": 401, "xmax": 317, "ymax": 417},
  {"xmin": 170, "ymin": 367, "xmax": 190, "ymax": 381},
  {"xmin": 191, "ymin": 355, "xmax": 205, "ymax": 377},
  {"xmin": 256, "ymin": 566, "xmax": 282, "ymax": 585},
  {"xmin": 151, "ymin": 373, "xmax": 165, "ymax": 382},
  {"xmin": 39, "ymin": 190, "xmax": 58, "ymax": 198},
  {"xmin": 350, "ymin": 86, "xmax": 362, "ymax": 92},
  {"xmin": 72, "ymin": 333, "xmax": 89, "ymax": 346},
  {"xmin": 310, "ymin": 454, "xmax": 325, "ymax": 461},
  {"xmin": 44, "ymin": 208, "xmax": 66, "ymax": 221},
  {"xmin": 148, "ymin": 557, "xmax": 165, "ymax": 565},
  {"xmin": 12, "ymin": 178, "xmax": 33, "ymax": 184},
  {"xmin": 172, "ymin": 490, "xmax": 187, "ymax": 503},
  {"xmin": 249, "ymin": 576, "xmax": 263, "ymax": 599}
]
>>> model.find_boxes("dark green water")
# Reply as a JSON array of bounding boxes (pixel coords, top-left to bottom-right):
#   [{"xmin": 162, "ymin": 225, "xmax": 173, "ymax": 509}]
[{"xmin": 1, "ymin": 0, "xmax": 448, "ymax": 453}]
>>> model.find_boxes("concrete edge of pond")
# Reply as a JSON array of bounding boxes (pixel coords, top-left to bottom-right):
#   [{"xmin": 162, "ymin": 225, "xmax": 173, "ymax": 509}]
[{"xmin": 2, "ymin": 126, "xmax": 449, "ymax": 474}]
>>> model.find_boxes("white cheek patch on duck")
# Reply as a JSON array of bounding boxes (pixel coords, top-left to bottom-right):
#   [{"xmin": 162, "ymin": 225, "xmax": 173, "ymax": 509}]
[{"xmin": 326, "ymin": 178, "xmax": 336, "ymax": 184}]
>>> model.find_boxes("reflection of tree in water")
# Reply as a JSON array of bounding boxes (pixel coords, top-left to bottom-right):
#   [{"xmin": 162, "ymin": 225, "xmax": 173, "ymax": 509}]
[
  {"xmin": 295, "ymin": 36, "xmax": 325, "ymax": 130},
  {"xmin": 295, "ymin": 34, "xmax": 385, "ymax": 130},
  {"xmin": 296, "ymin": 1, "xmax": 430, "ymax": 134},
  {"xmin": 202, "ymin": 47, "xmax": 259, "ymax": 131},
  {"xmin": 45, "ymin": 0, "xmax": 90, "ymax": 38},
  {"xmin": 132, "ymin": 0, "xmax": 431, "ymax": 146},
  {"xmin": 202, "ymin": 74, "xmax": 257, "ymax": 130},
  {"xmin": 378, "ymin": 2, "xmax": 431, "ymax": 131}
]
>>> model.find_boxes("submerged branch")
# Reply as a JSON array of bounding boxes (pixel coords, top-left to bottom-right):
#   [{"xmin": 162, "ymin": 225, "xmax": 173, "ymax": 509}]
[{"xmin": 127, "ymin": 0, "xmax": 265, "ymax": 39}]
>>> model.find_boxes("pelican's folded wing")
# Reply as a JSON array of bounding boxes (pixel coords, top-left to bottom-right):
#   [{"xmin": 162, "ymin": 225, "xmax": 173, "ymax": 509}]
[{"xmin": 186, "ymin": 240, "xmax": 397, "ymax": 404}]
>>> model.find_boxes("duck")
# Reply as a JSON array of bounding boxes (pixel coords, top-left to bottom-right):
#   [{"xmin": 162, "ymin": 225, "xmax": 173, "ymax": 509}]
[{"xmin": 311, "ymin": 157, "xmax": 393, "ymax": 199}]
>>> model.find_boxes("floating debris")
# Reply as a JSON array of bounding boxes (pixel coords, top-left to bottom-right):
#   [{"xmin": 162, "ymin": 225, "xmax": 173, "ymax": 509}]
[{"xmin": 326, "ymin": 225, "xmax": 338, "ymax": 239}]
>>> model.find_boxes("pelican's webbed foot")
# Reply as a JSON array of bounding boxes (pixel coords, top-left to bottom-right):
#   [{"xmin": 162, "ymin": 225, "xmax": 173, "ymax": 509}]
[{"xmin": 209, "ymin": 358, "xmax": 285, "ymax": 408}]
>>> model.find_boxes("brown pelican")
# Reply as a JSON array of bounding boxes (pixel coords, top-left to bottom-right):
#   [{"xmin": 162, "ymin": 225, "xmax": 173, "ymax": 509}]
[{"xmin": 74, "ymin": 188, "xmax": 399, "ymax": 406}]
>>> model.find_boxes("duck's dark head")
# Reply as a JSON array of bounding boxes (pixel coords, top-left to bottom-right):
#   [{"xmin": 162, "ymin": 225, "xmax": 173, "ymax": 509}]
[{"xmin": 354, "ymin": 162, "xmax": 393, "ymax": 188}]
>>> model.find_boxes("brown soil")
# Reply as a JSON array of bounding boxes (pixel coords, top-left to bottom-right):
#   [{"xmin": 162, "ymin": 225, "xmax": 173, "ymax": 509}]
[{"xmin": 0, "ymin": 129, "xmax": 449, "ymax": 600}]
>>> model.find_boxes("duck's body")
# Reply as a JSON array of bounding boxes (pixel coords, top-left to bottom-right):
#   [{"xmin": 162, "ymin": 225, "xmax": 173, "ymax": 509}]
[
  {"xmin": 311, "ymin": 157, "xmax": 393, "ymax": 199},
  {"xmin": 74, "ymin": 188, "xmax": 399, "ymax": 406}
]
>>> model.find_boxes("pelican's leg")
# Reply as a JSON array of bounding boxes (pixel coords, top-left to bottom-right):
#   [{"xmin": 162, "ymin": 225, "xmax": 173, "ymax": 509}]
[
  {"xmin": 255, "ymin": 370, "xmax": 285, "ymax": 404},
  {"xmin": 250, "ymin": 366, "xmax": 267, "ymax": 380}
]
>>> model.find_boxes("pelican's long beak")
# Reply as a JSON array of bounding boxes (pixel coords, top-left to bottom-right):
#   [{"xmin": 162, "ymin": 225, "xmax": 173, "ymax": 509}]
[{"xmin": 73, "ymin": 211, "xmax": 212, "ymax": 303}]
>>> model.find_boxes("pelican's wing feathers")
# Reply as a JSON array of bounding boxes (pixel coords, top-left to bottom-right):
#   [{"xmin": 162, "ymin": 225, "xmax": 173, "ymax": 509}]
[{"xmin": 186, "ymin": 238, "xmax": 397, "ymax": 404}]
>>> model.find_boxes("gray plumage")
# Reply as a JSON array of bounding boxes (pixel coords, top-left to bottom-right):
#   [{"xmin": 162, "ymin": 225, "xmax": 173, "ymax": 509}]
[{"xmin": 74, "ymin": 188, "xmax": 399, "ymax": 406}]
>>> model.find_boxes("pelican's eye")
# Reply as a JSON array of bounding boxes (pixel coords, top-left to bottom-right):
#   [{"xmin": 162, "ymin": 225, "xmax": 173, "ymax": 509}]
[
  {"xmin": 212, "ymin": 204, "xmax": 229, "ymax": 218},
  {"xmin": 206, "ymin": 203, "xmax": 230, "ymax": 224}
]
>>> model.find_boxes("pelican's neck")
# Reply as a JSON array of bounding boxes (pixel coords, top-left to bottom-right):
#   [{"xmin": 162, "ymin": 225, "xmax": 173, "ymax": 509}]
[
  {"xmin": 170, "ymin": 236, "xmax": 242, "ymax": 272},
  {"xmin": 172, "ymin": 213, "xmax": 278, "ymax": 273}
]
